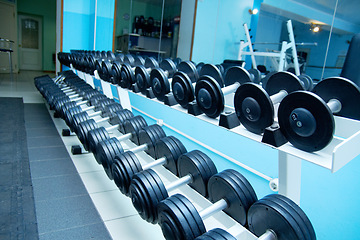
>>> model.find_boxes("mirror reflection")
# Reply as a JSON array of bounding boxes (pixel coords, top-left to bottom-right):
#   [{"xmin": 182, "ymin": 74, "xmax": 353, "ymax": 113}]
[
  {"xmin": 115, "ymin": 0, "xmax": 181, "ymax": 61},
  {"xmin": 114, "ymin": 0, "xmax": 360, "ymax": 83}
]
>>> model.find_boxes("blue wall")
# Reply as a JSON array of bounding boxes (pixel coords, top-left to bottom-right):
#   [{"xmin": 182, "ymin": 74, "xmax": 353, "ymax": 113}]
[
  {"xmin": 192, "ymin": 0, "xmax": 253, "ymax": 64},
  {"xmin": 62, "ymin": 0, "xmax": 115, "ymax": 52}
]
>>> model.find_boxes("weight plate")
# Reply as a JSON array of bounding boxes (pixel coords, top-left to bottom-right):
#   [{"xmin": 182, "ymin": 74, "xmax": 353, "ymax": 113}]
[
  {"xmin": 223, "ymin": 169, "xmax": 258, "ymax": 208},
  {"xmin": 135, "ymin": 65, "xmax": 151, "ymax": 93},
  {"xmin": 123, "ymin": 115, "xmax": 147, "ymax": 145},
  {"xmin": 134, "ymin": 55, "xmax": 145, "ymax": 66},
  {"xmin": 177, "ymin": 61, "xmax": 199, "ymax": 82},
  {"xmin": 265, "ymin": 71, "xmax": 304, "ymax": 95},
  {"xmin": 298, "ymin": 74, "xmax": 313, "ymax": 91},
  {"xmin": 109, "ymin": 109, "xmax": 134, "ymax": 131},
  {"xmin": 266, "ymin": 194, "xmax": 316, "ymax": 239},
  {"xmin": 278, "ymin": 91, "xmax": 334, "ymax": 152},
  {"xmin": 263, "ymin": 194, "xmax": 316, "ymax": 240},
  {"xmin": 123, "ymin": 54, "xmax": 135, "ymax": 66},
  {"xmin": 247, "ymin": 195, "xmax": 316, "ymax": 240},
  {"xmin": 224, "ymin": 66, "xmax": 252, "ymax": 86},
  {"xmin": 234, "ymin": 83, "xmax": 274, "ymax": 134},
  {"xmin": 177, "ymin": 150, "xmax": 213, "ymax": 197},
  {"xmin": 195, "ymin": 228, "xmax": 237, "ymax": 240},
  {"xmin": 195, "ymin": 75, "xmax": 224, "ymax": 118},
  {"xmin": 313, "ymin": 77, "xmax": 360, "ymax": 121},
  {"xmin": 172, "ymin": 71, "xmax": 195, "ymax": 108},
  {"xmin": 77, "ymin": 119, "xmax": 98, "ymax": 150},
  {"xmin": 158, "ymin": 194, "xmax": 205, "ymax": 240},
  {"xmin": 105, "ymin": 138, "xmax": 125, "ymax": 179},
  {"xmin": 111, "ymin": 62, "xmax": 122, "ymax": 85},
  {"xmin": 207, "ymin": 170, "xmax": 253, "ymax": 226},
  {"xmin": 155, "ymin": 136, "xmax": 187, "ymax": 175},
  {"xmin": 248, "ymin": 68, "xmax": 262, "ymax": 84},
  {"xmin": 199, "ymin": 64, "xmax": 224, "ymax": 87},
  {"xmin": 150, "ymin": 68, "xmax": 170, "ymax": 101},
  {"xmin": 160, "ymin": 59, "xmax": 177, "ymax": 77},
  {"xmin": 139, "ymin": 124, "xmax": 166, "ymax": 158},
  {"xmin": 144, "ymin": 57, "xmax": 159, "ymax": 69},
  {"xmin": 196, "ymin": 62, "xmax": 205, "ymax": 73},
  {"xmin": 112, "ymin": 151, "xmax": 142, "ymax": 195},
  {"xmin": 120, "ymin": 63, "xmax": 135, "ymax": 89},
  {"xmin": 130, "ymin": 169, "xmax": 169, "ymax": 223},
  {"xmin": 87, "ymin": 127, "xmax": 109, "ymax": 154},
  {"xmin": 190, "ymin": 150, "xmax": 217, "ymax": 188}
]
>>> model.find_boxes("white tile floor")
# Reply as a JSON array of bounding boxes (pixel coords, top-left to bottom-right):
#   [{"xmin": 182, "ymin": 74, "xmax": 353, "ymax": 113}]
[{"xmin": 0, "ymin": 71, "xmax": 257, "ymax": 240}]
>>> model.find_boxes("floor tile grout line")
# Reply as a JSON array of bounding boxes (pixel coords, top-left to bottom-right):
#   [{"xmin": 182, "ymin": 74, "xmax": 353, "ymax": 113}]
[
  {"xmin": 34, "ymin": 193, "xmax": 90, "ymax": 203},
  {"xmin": 38, "ymin": 221, "xmax": 105, "ymax": 236}
]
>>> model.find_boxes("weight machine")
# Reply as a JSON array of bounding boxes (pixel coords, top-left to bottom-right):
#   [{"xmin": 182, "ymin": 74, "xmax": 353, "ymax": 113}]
[{"xmin": 238, "ymin": 20, "xmax": 313, "ymax": 75}]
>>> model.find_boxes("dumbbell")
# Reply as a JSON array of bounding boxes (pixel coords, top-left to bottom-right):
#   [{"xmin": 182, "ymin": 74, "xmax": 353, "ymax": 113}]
[
  {"xmin": 75, "ymin": 109, "xmax": 131, "ymax": 151},
  {"xmin": 96, "ymin": 124, "xmax": 166, "ymax": 179},
  {"xmin": 172, "ymin": 63, "xmax": 227, "ymax": 109},
  {"xmin": 119, "ymin": 55, "xmax": 146, "ymax": 88},
  {"xmin": 87, "ymin": 114, "xmax": 148, "ymax": 155},
  {"xmin": 134, "ymin": 57, "xmax": 160, "ymax": 94},
  {"xmin": 149, "ymin": 59, "xmax": 180, "ymax": 101},
  {"xmin": 196, "ymin": 192, "xmax": 316, "ymax": 240},
  {"xmin": 112, "ymin": 136, "xmax": 186, "ymax": 195},
  {"xmin": 54, "ymin": 90, "xmax": 104, "ymax": 119},
  {"xmin": 170, "ymin": 61, "xmax": 200, "ymax": 108},
  {"xmin": 195, "ymin": 66, "xmax": 252, "ymax": 118},
  {"xmin": 129, "ymin": 149, "xmax": 217, "ymax": 223},
  {"xmin": 234, "ymin": 71, "xmax": 310, "ymax": 134},
  {"xmin": 278, "ymin": 77, "xmax": 360, "ymax": 152},
  {"xmin": 64, "ymin": 97, "xmax": 117, "ymax": 133},
  {"xmin": 157, "ymin": 169, "xmax": 258, "ymax": 240}
]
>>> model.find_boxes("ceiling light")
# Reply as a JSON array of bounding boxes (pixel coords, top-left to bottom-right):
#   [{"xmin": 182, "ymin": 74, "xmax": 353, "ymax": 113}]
[{"xmin": 249, "ymin": 8, "xmax": 259, "ymax": 15}]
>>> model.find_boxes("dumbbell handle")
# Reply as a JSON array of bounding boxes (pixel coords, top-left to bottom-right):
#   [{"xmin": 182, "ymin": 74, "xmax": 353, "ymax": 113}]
[
  {"xmin": 199, "ymin": 198, "xmax": 228, "ymax": 220},
  {"xmin": 105, "ymin": 124, "xmax": 119, "ymax": 132},
  {"xmin": 327, "ymin": 98, "xmax": 341, "ymax": 113},
  {"xmin": 82, "ymin": 105, "xmax": 95, "ymax": 111},
  {"xmin": 258, "ymin": 230, "xmax": 277, "ymax": 240},
  {"xmin": 142, "ymin": 156, "xmax": 167, "ymax": 171},
  {"xmin": 95, "ymin": 116, "xmax": 110, "ymax": 124},
  {"xmin": 129, "ymin": 143, "xmax": 149, "ymax": 154},
  {"xmin": 270, "ymin": 90, "xmax": 287, "ymax": 105},
  {"xmin": 115, "ymin": 132, "xmax": 132, "ymax": 141},
  {"xmin": 165, "ymin": 174, "xmax": 192, "ymax": 193},
  {"xmin": 88, "ymin": 110, "xmax": 101, "ymax": 118},
  {"xmin": 227, "ymin": 225, "xmax": 277, "ymax": 240},
  {"xmin": 222, "ymin": 82, "xmax": 241, "ymax": 95}
]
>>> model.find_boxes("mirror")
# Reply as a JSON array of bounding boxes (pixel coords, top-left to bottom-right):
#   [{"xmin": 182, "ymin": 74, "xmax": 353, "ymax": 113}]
[
  {"xmin": 114, "ymin": 0, "xmax": 182, "ymax": 61},
  {"xmin": 325, "ymin": 0, "xmax": 360, "ymax": 83}
]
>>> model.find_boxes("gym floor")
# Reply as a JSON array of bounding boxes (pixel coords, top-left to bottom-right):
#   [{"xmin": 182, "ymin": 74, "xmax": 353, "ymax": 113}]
[{"xmin": 0, "ymin": 71, "xmax": 166, "ymax": 239}]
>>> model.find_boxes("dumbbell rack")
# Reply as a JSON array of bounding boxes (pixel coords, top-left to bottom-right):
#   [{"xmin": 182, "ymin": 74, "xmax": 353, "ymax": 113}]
[
  {"xmin": 67, "ymin": 66, "xmax": 360, "ymax": 238},
  {"xmin": 238, "ymin": 20, "xmax": 301, "ymax": 76},
  {"xmin": 74, "ymin": 66, "xmax": 360, "ymax": 204},
  {"xmin": 44, "ymin": 71, "xmax": 258, "ymax": 239}
]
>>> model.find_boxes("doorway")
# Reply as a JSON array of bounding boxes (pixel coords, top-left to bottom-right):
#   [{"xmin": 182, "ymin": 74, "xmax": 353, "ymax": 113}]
[{"xmin": 18, "ymin": 14, "xmax": 42, "ymax": 70}]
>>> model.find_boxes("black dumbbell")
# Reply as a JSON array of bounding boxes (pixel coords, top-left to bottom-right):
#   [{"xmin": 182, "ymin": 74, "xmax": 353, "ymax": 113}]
[
  {"xmin": 196, "ymin": 194, "xmax": 316, "ymax": 240},
  {"xmin": 234, "ymin": 71, "xmax": 310, "ymax": 134},
  {"xmin": 64, "ymin": 98, "xmax": 118, "ymax": 133},
  {"xmin": 247, "ymin": 194, "xmax": 316, "ymax": 240},
  {"xmin": 170, "ymin": 61, "xmax": 200, "ymax": 108},
  {"xmin": 75, "ymin": 110, "xmax": 133, "ymax": 151},
  {"xmin": 195, "ymin": 66, "xmax": 252, "ymax": 118},
  {"xmin": 171, "ymin": 63, "xmax": 226, "ymax": 110},
  {"xmin": 96, "ymin": 124, "xmax": 166, "ymax": 179},
  {"xmin": 55, "ymin": 91, "xmax": 105, "ymax": 119},
  {"xmin": 112, "ymin": 136, "xmax": 186, "ymax": 195},
  {"xmin": 157, "ymin": 169, "xmax": 258, "ymax": 240},
  {"xmin": 87, "ymin": 114, "xmax": 148, "ymax": 155},
  {"xmin": 134, "ymin": 57, "xmax": 160, "ymax": 94},
  {"xmin": 119, "ymin": 55, "xmax": 146, "ymax": 88},
  {"xmin": 149, "ymin": 59, "xmax": 180, "ymax": 101},
  {"xmin": 130, "ymin": 149, "xmax": 217, "ymax": 223},
  {"xmin": 278, "ymin": 77, "xmax": 360, "ymax": 152}
]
